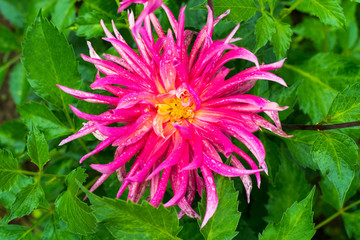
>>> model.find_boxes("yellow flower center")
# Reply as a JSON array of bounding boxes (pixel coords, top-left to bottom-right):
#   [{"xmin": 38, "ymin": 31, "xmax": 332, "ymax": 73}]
[{"xmin": 156, "ymin": 97, "xmax": 195, "ymax": 123}]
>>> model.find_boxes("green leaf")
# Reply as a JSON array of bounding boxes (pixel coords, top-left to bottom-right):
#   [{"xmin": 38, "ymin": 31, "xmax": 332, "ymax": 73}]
[
  {"xmin": 293, "ymin": 17, "xmax": 326, "ymax": 52},
  {"xmin": 18, "ymin": 101, "xmax": 71, "ymax": 140},
  {"xmin": 22, "ymin": 12, "xmax": 81, "ymax": 109},
  {"xmin": 212, "ymin": 0, "xmax": 258, "ymax": 23},
  {"xmin": 0, "ymin": 25, "xmax": 19, "ymax": 52},
  {"xmin": 0, "ymin": 225, "xmax": 30, "ymax": 240},
  {"xmin": 325, "ymin": 82, "xmax": 360, "ymax": 124},
  {"xmin": 79, "ymin": 182, "xmax": 182, "ymax": 240},
  {"xmin": 27, "ymin": 125, "xmax": 50, "ymax": 171},
  {"xmin": 0, "ymin": 120, "xmax": 27, "ymax": 155},
  {"xmin": 285, "ymin": 131, "xmax": 319, "ymax": 170},
  {"xmin": 318, "ymin": 175, "xmax": 360, "ymax": 210},
  {"xmin": 294, "ymin": 53, "xmax": 360, "ymax": 123},
  {"xmin": 297, "ymin": 0, "xmax": 345, "ymax": 28},
  {"xmin": 259, "ymin": 188, "xmax": 316, "ymax": 240},
  {"xmin": 270, "ymin": 19, "xmax": 292, "ymax": 60},
  {"xmin": 52, "ymin": 0, "xmax": 77, "ymax": 30},
  {"xmin": 255, "ymin": 12, "xmax": 276, "ymax": 52},
  {"xmin": 269, "ymin": 81, "xmax": 300, "ymax": 121},
  {"xmin": 343, "ymin": 210, "xmax": 360, "ymax": 239},
  {"xmin": 312, "ymin": 132, "xmax": 358, "ymax": 206},
  {"xmin": 8, "ymin": 182, "xmax": 45, "ymax": 221},
  {"xmin": 0, "ymin": 149, "xmax": 20, "ymax": 191},
  {"xmin": 0, "ymin": 175, "xmax": 33, "ymax": 209},
  {"xmin": 0, "ymin": 0, "xmax": 27, "ymax": 28},
  {"xmin": 74, "ymin": 0, "xmax": 127, "ymax": 38},
  {"xmin": 9, "ymin": 62, "xmax": 30, "ymax": 105},
  {"xmin": 198, "ymin": 175, "xmax": 240, "ymax": 240},
  {"xmin": 55, "ymin": 168, "xmax": 97, "ymax": 235},
  {"xmin": 266, "ymin": 156, "xmax": 311, "ymax": 222}
]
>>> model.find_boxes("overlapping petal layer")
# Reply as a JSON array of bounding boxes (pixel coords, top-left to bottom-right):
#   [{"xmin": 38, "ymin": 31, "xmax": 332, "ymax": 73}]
[{"xmin": 59, "ymin": 2, "xmax": 291, "ymax": 228}]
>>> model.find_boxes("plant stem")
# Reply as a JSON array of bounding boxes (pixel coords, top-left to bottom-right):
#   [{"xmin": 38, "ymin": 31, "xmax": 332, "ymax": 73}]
[
  {"xmin": 280, "ymin": 0, "xmax": 304, "ymax": 20},
  {"xmin": 0, "ymin": 54, "xmax": 21, "ymax": 71},
  {"xmin": 314, "ymin": 199, "xmax": 360, "ymax": 230},
  {"xmin": 17, "ymin": 169, "xmax": 66, "ymax": 178},
  {"xmin": 283, "ymin": 121, "xmax": 360, "ymax": 131},
  {"xmin": 18, "ymin": 210, "xmax": 53, "ymax": 239}
]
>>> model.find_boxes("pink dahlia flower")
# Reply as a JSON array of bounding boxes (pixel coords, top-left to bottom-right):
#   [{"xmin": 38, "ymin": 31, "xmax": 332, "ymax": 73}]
[{"xmin": 58, "ymin": 3, "xmax": 291, "ymax": 228}]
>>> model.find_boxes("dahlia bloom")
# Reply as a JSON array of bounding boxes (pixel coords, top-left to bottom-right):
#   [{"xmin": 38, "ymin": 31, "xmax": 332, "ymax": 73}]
[{"xmin": 58, "ymin": 3, "xmax": 291, "ymax": 228}]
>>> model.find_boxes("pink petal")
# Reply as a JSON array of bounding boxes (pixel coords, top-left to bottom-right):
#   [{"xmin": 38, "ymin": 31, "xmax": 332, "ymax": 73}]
[{"xmin": 200, "ymin": 165, "xmax": 218, "ymax": 229}]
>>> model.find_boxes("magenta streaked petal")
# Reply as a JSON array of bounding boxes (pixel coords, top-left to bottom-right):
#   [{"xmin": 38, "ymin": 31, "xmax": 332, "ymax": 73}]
[
  {"xmin": 80, "ymin": 137, "xmax": 117, "ymax": 163},
  {"xmin": 147, "ymin": 133, "xmax": 184, "ymax": 180},
  {"xmin": 112, "ymin": 112, "xmax": 155, "ymax": 146},
  {"xmin": 224, "ymin": 24, "xmax": 239, "ymax": 44},
  {"xmin": 149, "ymin": 167, "xmax": 171, "ymax": 207},
  {"xmin": 86, "ymin": 173, "xmax": 111, "ymax": 197},
  {"xmin": 117, "ymin": 160, "xmax": 141, "ymax": 198},
  {"xmin": 130, "ymin": 0, "xmax": 163, "ymax": 35},
  {"xmin": 57, "ymin": 85, "xmax": 119, "ymax": 105},
  {"xmin": 178, "ymin": 198, "xmax": 201, "ymax": 219},
  {"xmin": 69, "ymin": 105, "xmax": 139, "ymax": 123},
  {"xmin": 216, "ymin": 47, "xmax": 259, "ymax": 71},
  {"xmin": 118, "ymin": 0, "xmax": 147, "ymax": 13},
  {"xmin": 161, "ymin": 4, "xmax": 178, "ymax": 37},
  {"xmin": 203, "ymin": 154, "xmax": 263, "ymax": 177},
  {"xmin": 202, "ymin": 94, "xmax": 267, "ymax": 108},
  {"xmin": 81, "ymin": 54, "xmax": 123, "ymax": 76},
  {"xmin": 126, "ymin": 137, "xmax": 169, "ymax": 182},
  {"xmin": 220, "ymin": 124, "xmax": 266, "ymax": 169},
  {"xmin": 252, "ymin": 115, "xmax": 294, "ymax": 138},
  {"xmin": 104, "ymin": 38, "xmax": 151, "ymax": 79},
  {"xmin": 200, "ymin": 165, "xmax": 218, "ymax": 229},
  {"xmin": 214, "ymin": 9, "xmax": 230, "ymax": 25},
  {"xmin": 100, "ymin": 19, "xmax": 115, "ymax": 39},
  {"xmin": 117, "ymin": 92, "xmax": 157, "ymax": 109},
  {"xmin": 231, "ymin": 155, "xmax": 252, "ymax": 203},
  {"xmin": 91, "ymin": 137, "xmax": 147, "ymax": 174},
  {"xmin": 90, "ymin": 75, "xmax": 151, "ymax": 91},
  {"xmin": 59, "ymin": 122, "xmax": 97, "ymax": 146}
]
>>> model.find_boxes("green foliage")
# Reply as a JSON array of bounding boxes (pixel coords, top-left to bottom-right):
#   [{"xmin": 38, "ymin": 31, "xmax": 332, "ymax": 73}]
[
  {"xmin": 212, "ymin": 0, "xmax": 258, "ymax": 23},
  {"xmin": 295, "ymin": 53, "xmax": 360, "ymax": 123},
  {"xmin": 255, "ymin": 12, "xmax": 276, "ymax": 52},
  {"xmin": 27, "ymin": 125, "xmax": 50, "ymax": 171},
  {"xmin": 297, "ymin": 0, "xmax": 345, "ymax": 27},
  {"xmin": 52, "ymin": 0, "xmax": 77, "ymax": 30},
  {"xmin": 198, "ymin": 175, "xmax": 241, "ymax": 240},
  {"xmin": 0, "ymin": 25, "xmax": 19, "ymax": 52},
  {"xmin": 312, "ymin": 132, "xmax": 358, "ymax": 206},
  {"xmin": 285, "ymin": 131, "xmax": 319, "ymax": 170},
  {"xmin": 22, "ymin": 12, "xmax": 81, "ymax": 109},
  {"xmin": 343, "ymin": 210, "xmax": 360, "ymax": 239},
  {"xmin": 9, "ymin": 62, "xmax": 30, "ymax": 105},
  {"xmin": 80, "ymin": 182, "xmax": 182, "ymax": 240},
  {"xmin": 326, "ymin": 82, "xmax": 360, "ymax": 123},
  {"xmin": 271, "ymin": 20, "xmax": 293, "ymax": 60},
  {"xmin": 18, "ymin": 102, "xmax": 71, "ymax": 140},
  {"xmin": 8, "ymin": 182, "xmax": 46, "ymax": 221},
  {"xmin": 55, "ymin": 168, "xmax": 97, "ymax": 235},
  {"xmin": 0, "ymin": 225, "xmax": 30, "ymax": 240},
  {"xmin": 266, "ymin": 156, "xmax": 311, "ymax": 222},
  {"xmin": 0, "ymin": 149, "xmax": 20, "ymax": 191},
  {"xmin": 74, "ymin": 0, "xmax": 127, "ymax": 38},
  {"xmin": 259, "ymin": 188, "xmax": 316, "ymax": 240},
  {"xmin": 0, "ymin": 120, "xmax": 27, "ymax": 155}
]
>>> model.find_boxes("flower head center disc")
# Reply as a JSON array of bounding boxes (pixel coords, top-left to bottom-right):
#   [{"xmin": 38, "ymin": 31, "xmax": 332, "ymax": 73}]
[{"xmin": 156, "ymin": 97, "xmax": 195, "ymax": 123}]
